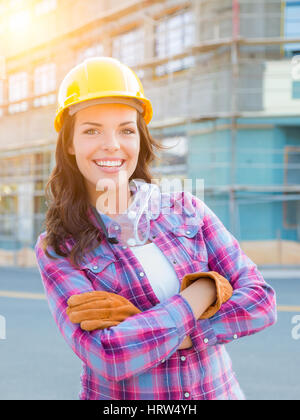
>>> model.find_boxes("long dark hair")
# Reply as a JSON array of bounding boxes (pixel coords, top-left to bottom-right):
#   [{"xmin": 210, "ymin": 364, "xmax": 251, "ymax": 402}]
[{"xmin": 41, "ymin": 109, "xmax": 165, "ymax": 269}]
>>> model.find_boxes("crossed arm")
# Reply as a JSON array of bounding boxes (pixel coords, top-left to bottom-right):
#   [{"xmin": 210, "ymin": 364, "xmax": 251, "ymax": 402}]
[
  {"xmin": 66, "ymin": 275, "xmax": 218, "ymax": 350},
  {"xmin": 36, "ymin": 195, "xmax": 276, "ymax": 381},
  {"xmin": 178, "ymin": 277, "xmax": 217, "ymax": 349}
]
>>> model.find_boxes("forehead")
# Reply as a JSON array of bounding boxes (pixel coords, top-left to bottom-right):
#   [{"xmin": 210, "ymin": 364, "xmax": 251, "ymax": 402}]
[{"xmin": 74, "ymin": 103, "xmax": 138, "ymax": 124}]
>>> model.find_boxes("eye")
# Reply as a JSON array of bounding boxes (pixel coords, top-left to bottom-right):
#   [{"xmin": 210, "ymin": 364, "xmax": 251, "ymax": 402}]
[
  {"xmin": 83, "ymin": 128, "xmax": 100, "ymax": 135},
  {"xmin": 122, "ymin": 128, "xmax": 135, "ymax": 135}
]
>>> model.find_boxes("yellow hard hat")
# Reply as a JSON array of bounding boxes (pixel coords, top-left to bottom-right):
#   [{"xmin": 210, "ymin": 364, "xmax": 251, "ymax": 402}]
[{"xmin": 54, "ymin": 56, "xmax": 153, "ymax": 132}]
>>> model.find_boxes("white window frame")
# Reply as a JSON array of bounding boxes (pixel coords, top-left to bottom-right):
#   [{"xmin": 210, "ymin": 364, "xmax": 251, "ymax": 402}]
[
  {"xmin": 155, "ymin": 10, "xmax": 195, "ymax": 76},
  {"xmin": 33, "ymin": 62, "xmax": 56, "ymax": 107},
  {"xmin": 9, "ymin": 71, "xmax": 28, "ymax": 102},
  {"xmin": 8, "ymin": 71, "xmax": 28, "ymax": 114},
  {"xmin": 284, "ymin": 146, "xmax": 300, "ymax": 229},
  {"xmin": 34, "ymin": 63, "xmax": 56, "ymax": 95},
  {"xmin": 112, "ymin": 28, "xmax": 145, "ymax": 79},
  {"xmin": 285, "ymin": 1, "xmax": 300, "ymax": 54},
  {"xmin": 0, "ymin": 80, "xmax": 3, "ymax": 117}
]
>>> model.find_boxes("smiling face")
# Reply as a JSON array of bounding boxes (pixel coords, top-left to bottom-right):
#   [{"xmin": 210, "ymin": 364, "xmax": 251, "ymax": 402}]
[{"xmin": 69, "ymin": 103, "xmax": 140, "ymax": 208}]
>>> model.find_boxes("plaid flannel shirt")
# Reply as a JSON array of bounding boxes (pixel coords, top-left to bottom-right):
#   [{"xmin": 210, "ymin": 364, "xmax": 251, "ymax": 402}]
[{"xmin": 34, "ymin": 186, "xmax": 277, "ymax": 400}]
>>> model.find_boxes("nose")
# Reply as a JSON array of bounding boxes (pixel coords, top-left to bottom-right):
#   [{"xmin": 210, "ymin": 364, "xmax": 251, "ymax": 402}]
[{"xmin": 100, "ymin": 132, "xmax": 121, "ymax": 152}]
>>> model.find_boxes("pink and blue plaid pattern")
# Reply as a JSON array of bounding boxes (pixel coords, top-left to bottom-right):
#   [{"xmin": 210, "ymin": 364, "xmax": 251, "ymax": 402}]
[{"xmin": 34, "ymin": 189, "xmax": 277, "ymax": 400}]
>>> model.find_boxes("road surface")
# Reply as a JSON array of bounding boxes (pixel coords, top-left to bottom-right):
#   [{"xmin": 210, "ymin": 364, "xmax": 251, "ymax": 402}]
[{"xmin": 0, "ymin": 266, "xmax": 299, "ymax": 400}]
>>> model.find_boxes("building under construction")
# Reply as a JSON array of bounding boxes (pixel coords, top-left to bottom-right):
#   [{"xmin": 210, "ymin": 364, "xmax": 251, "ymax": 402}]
[{"xmin": 0, "ymin": 0, "xmax": 299, "ymax": 266}]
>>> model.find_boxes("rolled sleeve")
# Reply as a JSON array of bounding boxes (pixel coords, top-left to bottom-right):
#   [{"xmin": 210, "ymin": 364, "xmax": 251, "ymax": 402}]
[
  {"xmin": 188, "ymin": 196, "xmax": 277, "ymax": 351},
  {"xmin": 163, "ymin": 293, "xmax": 197, "ymax": 336},
  {"xmin": 35, "ymin": 234, "xmax": 197, "ymax": 382},
  {"xmin": 190, "ymin": 318, "xmax": 218, "ymax": 349}
]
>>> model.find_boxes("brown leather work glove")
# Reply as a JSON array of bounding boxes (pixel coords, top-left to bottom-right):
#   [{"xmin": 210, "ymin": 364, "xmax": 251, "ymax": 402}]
[
  {"xmin": 66, "ymin": 291, "xmax": 142, "ymax": 331},
  {"xmin": 180, "ymin": 271, "xmax": 233, "ymax": 319}
]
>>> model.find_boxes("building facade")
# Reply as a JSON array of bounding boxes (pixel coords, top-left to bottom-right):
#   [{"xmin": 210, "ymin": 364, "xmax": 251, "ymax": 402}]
[{"xmin": 0, "ymin": 0, "xmax": 299, "ymax": 266}]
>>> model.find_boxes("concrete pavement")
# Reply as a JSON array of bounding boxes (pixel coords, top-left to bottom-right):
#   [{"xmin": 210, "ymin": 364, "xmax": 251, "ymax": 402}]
[
  {"xmin": 0, "ymin": 266, "xmax": 299, "ymax": 400},
  {"xmin": 259, "ymin": 265, "xmax": 300, "ymax": 280}
]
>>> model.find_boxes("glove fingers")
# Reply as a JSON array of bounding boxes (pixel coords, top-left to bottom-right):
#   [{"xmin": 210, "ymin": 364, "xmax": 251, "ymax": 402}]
[
  {"xmin": 67, "ymin": 291, "xmax": 134, "ymax": 308},
  {"xmin": 67, "ymin": 291, "xmax": 108, "ymax": 307},
  {"xmin": 67, "ymin": 299, "xmax": 113, "ymax": 312},
  {"xmin": 68, "ymin": 304, "xmax": 141, "ymax": 323},
  {"xmin": 68, "ymin": 308, "xmax": 110, "ymax": 323},
  {"xmin": 80, "ymin": 319, "xmax": 120, "ymax": 331},
  {"xmin": 72, "ymin": 300, "xmax": 141, "ymax": 313}
]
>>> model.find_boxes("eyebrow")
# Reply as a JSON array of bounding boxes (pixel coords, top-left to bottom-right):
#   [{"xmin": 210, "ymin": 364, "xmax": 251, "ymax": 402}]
[{"xmin": 80, "ymin": 121, "xmax": 137, "ymax": 127}]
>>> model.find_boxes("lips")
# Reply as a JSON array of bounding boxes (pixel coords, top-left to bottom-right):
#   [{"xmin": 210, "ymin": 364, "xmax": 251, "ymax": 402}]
[
  {"xmin": 92, "ymin": 159, "xmax": 126, "ymax": 173},
  {"xmin": 93, "ymin": 159, "xmax": 125, "ymax": 168}
]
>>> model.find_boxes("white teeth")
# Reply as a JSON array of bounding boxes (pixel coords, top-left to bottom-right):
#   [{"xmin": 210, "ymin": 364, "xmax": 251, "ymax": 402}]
[{"xmin": 95, "ymin": 160, "xmax": 123, "ymax": 167}]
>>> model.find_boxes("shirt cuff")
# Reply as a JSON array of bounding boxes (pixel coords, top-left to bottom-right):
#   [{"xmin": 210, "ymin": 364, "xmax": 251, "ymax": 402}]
[
  {"xmin": 161, "ymin": 293, "xmax": 197, "ymax": 340},
  {"xmin": 189, "ymin": 318, "xmax": 218, "ymax": 349}
]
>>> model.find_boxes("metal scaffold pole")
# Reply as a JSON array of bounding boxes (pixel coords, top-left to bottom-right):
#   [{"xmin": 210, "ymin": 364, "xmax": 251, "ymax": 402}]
[{"xmin": 230, "ymin": 0, "xmax": 240, "ymax": 237}]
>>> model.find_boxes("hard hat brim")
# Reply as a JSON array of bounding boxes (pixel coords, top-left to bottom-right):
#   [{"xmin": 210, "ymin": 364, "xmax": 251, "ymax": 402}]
[{"xmin": 54, "ymin": 92, "xmax": 153, "ymax": 132}]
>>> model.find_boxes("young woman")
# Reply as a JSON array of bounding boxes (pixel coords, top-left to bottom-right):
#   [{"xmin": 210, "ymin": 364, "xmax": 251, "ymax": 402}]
[{"xmin": 35, "ymin": 57, "xmax": 277, "ymax": 400}]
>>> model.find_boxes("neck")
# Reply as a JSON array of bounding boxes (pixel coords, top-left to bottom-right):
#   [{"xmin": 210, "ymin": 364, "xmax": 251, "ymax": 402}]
[{"xmin": 92, "ymin": 182, "xmax": 133, "ymax": 217}]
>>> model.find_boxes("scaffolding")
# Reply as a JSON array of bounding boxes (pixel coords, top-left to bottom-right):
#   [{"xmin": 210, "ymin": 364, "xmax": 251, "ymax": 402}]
[{"xmin": 0, "ymin": 0, "xmax": 300, "ymax": 265}]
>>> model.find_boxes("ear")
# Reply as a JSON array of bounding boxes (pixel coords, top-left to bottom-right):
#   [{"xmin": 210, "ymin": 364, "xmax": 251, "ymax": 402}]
[{"xmin": 68, "ymin": 144, "xmax": 75, "ymax": 155}]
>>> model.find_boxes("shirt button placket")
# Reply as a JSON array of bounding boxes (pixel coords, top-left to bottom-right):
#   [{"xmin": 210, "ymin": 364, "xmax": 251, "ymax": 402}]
[{"xmin": 180, "ymin": 355, "xmax": 191, "ymax": 399}]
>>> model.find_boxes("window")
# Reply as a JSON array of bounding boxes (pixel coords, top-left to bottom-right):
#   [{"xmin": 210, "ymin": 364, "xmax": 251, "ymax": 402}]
[
  {"xmin": 285, "ymin": 1, "xmax": 300, "ymax": 55},
  {"xmin": 112, "ymin": 28, "xmax": 145, "ymax": 79},
  {"xmin": 0, "ymin": 183, "xmax": 18, "ymax": 242},
  {"xmin": 0, "ymin": 80, "xmax": 3, "ymax": 117},
  {"xmin": 292, "ymin": 79, "xmax": 300, "ymax": 98},
  {"xmin": 155, "ymin": 10, "xmax": 195, "ymax": 76},
  {"xmin": 0, "ymin": 154, "xmax": 34, "ymax": 178},
  {"xmin": 77, "ymin": 43, "xmax": 104, "ymax": 64},
  {"xmin": 35, "ymin": 0, "xmax": 56, "ymax": 16},
  {"xmin": 34, "ymin": 63, "xmax": 56, "ymax": 107},
  {"xmin": 0, "ymin": 55, "xmax": 5, "ymax": 79},
  {"xmin": 9, "ymin": 71, "xmax": 27, "ymax": 101},
  {"xmin": 284, "ymin": 146, "xmax": 300, "ymax": 229},
  {"xmin": 8, "ymin": 71, "xmax": 28, "ymax": 114},
  {"xmin": 33, "ymin": 151, "xmax": 51, "ymax": 178}
]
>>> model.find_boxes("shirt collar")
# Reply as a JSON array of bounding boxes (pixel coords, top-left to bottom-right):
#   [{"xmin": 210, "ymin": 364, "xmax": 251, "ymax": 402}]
[
  {"xmin": 160, "ymin": 191, "xmax": 196, "ymax": 217},
  {"xmin": 86, "ymin": 183, "xmax": 198, "ymax": 244},
  {"xmin": 87, "ymin": 179, "xmax": 161, "ymax": 234}
]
